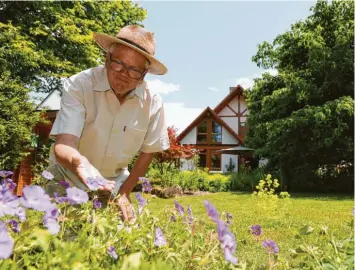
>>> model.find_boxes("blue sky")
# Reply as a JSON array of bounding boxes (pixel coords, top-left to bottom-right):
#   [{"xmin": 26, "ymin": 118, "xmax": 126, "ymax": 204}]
[{"xmin": 139, "ymin": 0, "xmax": 317, "ymax": 132}]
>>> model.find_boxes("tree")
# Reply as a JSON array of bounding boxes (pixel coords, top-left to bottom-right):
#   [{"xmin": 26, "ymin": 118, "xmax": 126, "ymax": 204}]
[
  {"xmin": 0, "ymin": 1, "xmax": 146, "ymax": 170},
  {"xmin": 153, "ymin": 127, "xmax": 198, "ymax": 174},
  {"xmin": 245, "ymin": 0, "xmax": 354, "ymax": 192}
]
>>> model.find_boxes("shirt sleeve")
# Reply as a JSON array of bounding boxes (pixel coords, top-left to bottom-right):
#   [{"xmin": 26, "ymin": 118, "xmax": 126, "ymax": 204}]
[
  {"xmin": 50, "ymin": 77, "xmax": 86, "ymax": 138},
  {"xmin": 140, "ymin": 95, "xmax": 170, "ymax": 153}
]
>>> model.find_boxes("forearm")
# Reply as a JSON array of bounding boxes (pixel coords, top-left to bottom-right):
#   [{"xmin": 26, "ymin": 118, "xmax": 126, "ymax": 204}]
[
  {"xmin": 119, "ymin": 151, "xmax": 154, "ymax": 195},
  {"xmin": 54, "ymin": 144, "xmax": 82, "ymax": 172},
  {"xmin": 53, "ymin": 134, "xmax": 82, "ymax": 175}
]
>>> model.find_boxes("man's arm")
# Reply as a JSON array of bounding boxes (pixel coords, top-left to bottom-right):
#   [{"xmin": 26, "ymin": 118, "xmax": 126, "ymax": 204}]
[
  {"xmin": 118, "ymin": 151, "xmax": 154, "ymax": 196},
  {"xmin": 54, "ymin": 134, "xmax": 115, "ymax": 191}
]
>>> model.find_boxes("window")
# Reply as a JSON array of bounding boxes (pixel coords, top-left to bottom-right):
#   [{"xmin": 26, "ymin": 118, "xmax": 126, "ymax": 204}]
[
  {"xmin": 211, "ymin": 153, "xmax": 221, "ymax": 170},
  {"xmin": 196, "ymin": 119, "xmax": 222, "ymax": 144},
  {"xmin": 198, "ymin": 150, "xmax": 207, "ymax": 168},
  {"xmin": 211, "ymin": 121, "xmax": 222, "ymax": 143},
  {"xmin": 240, "ymin": 122, "xmax": 246, "ymax": 127},
  {"xmin": 197, "ymin": 120, "xmax": 207, "ymax": 144}
]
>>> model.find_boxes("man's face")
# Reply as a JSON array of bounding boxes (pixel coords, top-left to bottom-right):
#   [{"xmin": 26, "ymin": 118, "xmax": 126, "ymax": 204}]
[{"xmin": 105, "ymin": 43, "xmax": 148, "ymax": 95}]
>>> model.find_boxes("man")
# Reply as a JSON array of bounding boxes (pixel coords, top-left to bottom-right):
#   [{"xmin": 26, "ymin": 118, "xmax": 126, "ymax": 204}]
[{"xmin": 44, "ymin": 25, "xmax": 170, "ymax": 221}]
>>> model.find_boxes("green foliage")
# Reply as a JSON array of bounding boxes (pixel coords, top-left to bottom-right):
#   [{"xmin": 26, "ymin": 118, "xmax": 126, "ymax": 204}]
[
  {"xmin": 225, "ymin": 158, "xmax": 235, "ymax": 172},
  {"xmin": 230, "ymin": 166, "xmax": 265, "ymax": 191},
  {"xmin": 246, "ymin": 0, "xmax": 354, "ymax": 192},
  {"xmin": 146, "ymin": 167, "xmax": 231, "ymax": 193},
  {"xmin": 0, "ymin": 72, "xmax": 43, "ymax": 170},
  {"xmin": 1, "ymin": 191, "xmax": 353, "ymax": 269}
]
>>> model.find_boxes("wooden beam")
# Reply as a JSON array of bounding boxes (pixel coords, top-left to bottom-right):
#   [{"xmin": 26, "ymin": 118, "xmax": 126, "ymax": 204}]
[{"xmin": 226, "ymin": 105, "xmax": 238, "ymax": 116}]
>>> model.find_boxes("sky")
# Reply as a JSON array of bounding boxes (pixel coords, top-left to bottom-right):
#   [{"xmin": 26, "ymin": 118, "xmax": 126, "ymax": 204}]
[
  {"xmin": 37, "ymin": 1, "xmax": 317, "ymax": 134},
  {"xmin": 139, "ymin": 0, "xmax": 317, "ymax": 133}
]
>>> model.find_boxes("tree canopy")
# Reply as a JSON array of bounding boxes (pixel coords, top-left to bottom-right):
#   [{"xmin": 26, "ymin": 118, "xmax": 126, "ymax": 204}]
[{"xmin": 245, "ymin": 0, "xmax": 354, "ymax": 192}]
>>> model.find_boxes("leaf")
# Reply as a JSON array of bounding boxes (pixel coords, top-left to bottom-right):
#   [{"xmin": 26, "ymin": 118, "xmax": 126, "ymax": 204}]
[
  {"xmin": 120, "ymin": 252, "xmax": 143, "ymax": 270},
  {"xmin": 29, "ymin": 229, "xmax": 51, "ymax": 252},
  {"xmin": 299, "ymin": 225, "xmax": 314, "ymax": 235}
]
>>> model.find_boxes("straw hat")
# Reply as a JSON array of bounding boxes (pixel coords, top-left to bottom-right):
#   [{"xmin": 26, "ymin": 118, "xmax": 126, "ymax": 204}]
[{"xmin": 93, "ymin": 25, "xmax": 167, "ymax": 75}]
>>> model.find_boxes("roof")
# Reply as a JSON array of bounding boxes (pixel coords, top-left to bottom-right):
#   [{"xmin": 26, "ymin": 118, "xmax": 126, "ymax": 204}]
[
  {"xmin": 213, "ymin": 84, "xmax": 245, "ymax": 114},
  {"xmin": 176, "ymin": 106, "xmax": 243, "ymax": 144},
  {"xmin": 36, "ymin": 90, "xmax": 61, "ymax": 111}
]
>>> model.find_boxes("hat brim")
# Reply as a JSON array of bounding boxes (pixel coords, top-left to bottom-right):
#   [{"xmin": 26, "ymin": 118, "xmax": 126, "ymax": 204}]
[{"xmin": 93, "ymin": 32, "xmax": 167, "ymax": 75}]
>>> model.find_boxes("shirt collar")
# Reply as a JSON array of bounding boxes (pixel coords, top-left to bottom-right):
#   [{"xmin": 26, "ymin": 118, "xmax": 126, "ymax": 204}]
[{"xmin": 93, "ymin": 66, "xmax": 145, "ymax": 100}]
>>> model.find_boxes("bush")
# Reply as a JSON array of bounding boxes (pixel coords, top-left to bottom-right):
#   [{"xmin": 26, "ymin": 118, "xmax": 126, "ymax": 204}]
[{"xmin": 230, "ymin": 166, "xmax": 265, "ymax": 191}]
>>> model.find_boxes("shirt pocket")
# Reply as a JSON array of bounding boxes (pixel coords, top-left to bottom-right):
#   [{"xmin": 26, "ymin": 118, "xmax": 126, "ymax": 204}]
[{"xmin": 120, "ymin": 126, "xmax": 147, "ymax": 158}]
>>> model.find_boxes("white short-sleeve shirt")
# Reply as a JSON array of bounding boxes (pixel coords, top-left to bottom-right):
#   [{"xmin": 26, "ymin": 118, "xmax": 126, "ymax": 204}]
[{"xmin": 49, "ymin": 65, "xmax": 170, "ymax": 184}]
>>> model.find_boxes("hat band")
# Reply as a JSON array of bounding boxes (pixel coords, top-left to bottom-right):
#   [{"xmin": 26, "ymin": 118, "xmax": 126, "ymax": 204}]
[{"xmin": 117, "ymin": 38, "xmax": 150, "ymax": 55}]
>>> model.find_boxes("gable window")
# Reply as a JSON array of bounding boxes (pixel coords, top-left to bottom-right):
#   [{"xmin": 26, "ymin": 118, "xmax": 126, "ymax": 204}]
[
  {"xmin": 211, "ymin": 121, "xmax": 222, "ymax": 143},
  {"xmin": 197, "ymin": 120, "xmax": 207, "ymax": 144},
  {"xmin": 196, "ymin": 119, "xmax": 222, "ymax": 144}
]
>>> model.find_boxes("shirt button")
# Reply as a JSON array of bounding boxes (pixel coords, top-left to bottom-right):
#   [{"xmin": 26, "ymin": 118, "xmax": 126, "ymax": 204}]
[{"xmin": 106, "ymin": 149, "xmax": 113, "ymax": 156}]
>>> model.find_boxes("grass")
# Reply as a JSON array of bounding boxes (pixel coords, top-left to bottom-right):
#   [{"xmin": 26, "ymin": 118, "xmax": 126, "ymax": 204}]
[{"xmin": 143, "ymin": 192, "xmax": 354, "ymax": 267}]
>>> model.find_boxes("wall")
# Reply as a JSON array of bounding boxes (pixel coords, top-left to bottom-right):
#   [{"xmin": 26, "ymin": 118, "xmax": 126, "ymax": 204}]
[
  {"xmin": 221, "ymin": 127, "xmax": 238, "ymax": 144},
  {"xmin": 220, "ymin": 117, "xmax": 238, "ymax": 134},
  {"xmin": 222, "ymin": 154, "xmax": 238, "ymax": 173},
  {"xmin": 180, "ymin": 127, "xmax": 196, "ymax": 144},
  {"xmin": 180, "ymin": 158, "xmax": 196, "ymax": 171}
]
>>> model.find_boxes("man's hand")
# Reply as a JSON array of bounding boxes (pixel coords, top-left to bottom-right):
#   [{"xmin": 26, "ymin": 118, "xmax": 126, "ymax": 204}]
[
  {"xmin": 72, "ymin": 155, "xmax": 115, "ymax": 191},
  {"xmin": 116, "ymin": 193, "xmax": 135, "ymax": 222}
]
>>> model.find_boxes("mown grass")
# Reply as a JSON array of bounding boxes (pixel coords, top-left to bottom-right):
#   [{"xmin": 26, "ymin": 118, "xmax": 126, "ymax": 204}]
[{"xmin": 145, "ymin": 192, "xmax": 354, "ymax": 267}]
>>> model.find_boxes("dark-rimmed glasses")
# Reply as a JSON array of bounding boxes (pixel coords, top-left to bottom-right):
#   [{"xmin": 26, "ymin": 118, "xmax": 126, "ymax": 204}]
[{"xmin": 109, "ymin": 55, "xmax": 146, "ymax": 80}]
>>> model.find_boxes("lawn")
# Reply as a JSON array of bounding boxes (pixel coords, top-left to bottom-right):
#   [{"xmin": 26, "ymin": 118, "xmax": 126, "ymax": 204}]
[{"xmin": 146, "ymin": 192, "xmax": 354, "ymax": 268}]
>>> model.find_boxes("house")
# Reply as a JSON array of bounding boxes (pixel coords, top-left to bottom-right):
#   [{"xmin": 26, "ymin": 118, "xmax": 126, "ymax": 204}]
[
  {"xmin": 12, "ymin": 90, "xmax": 60, "ymax": 196},
  {"xmin": 177, "ymin": 85, "xmax": 249, "ymax": 173}
]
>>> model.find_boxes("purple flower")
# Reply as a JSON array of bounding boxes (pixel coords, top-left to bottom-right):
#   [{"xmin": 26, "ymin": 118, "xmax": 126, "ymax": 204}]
[
  {"xmin": 140, "ymin": 177, "xmax": 152, "ymax": 193},
  {"xmin": 86, "ymin": 177, "xmax": 100, "ymax": 191},
  {"xmin": 43, "ymin": 207, "xmax": 59, "ymax": 221},
  {"xmin": 135, "ymin": 192, "xmax": 146, "ymax": 214},
  {"xmin": 93, "ymin": 198, "xmax": 102, "ymax": 209},
  {"xmin": 7, "ymin": 219, "xmax": 20, "ymax": 233},
  {"xmin": 203, "ymin": 200, "xmax": 220, "ymax": 222},
  {"xmin": 15, "ymin": 207, "xmax": 26, "ymax": 222},
  {"xmin": 44, "ymin": 218, "xmax": 60, "ymax": 235},
  {"xmin": 250, "ymin": 225, "xmax": 262, "ymax": 236},
  {"xmin": 20, "ymin": 185, "xmax": 53, "ymax": 211},
  {"xmin": 3, "ymin": 179, "xmax": 16, "ymax": 191},
  {"xmin": 108, "ymin": 246, "xmax": 118, "ymax": 259},
  {"xmin": 41, "ymin": 170, "xmax": 54, "ymax": 180},
  {"xmin": 0, "ymin": 171, "xmax": 13, "ymax": 179},
  {"xmin": 66, "ymin": 187, "xmax": 89, "ymax": 204},
  {"xmin": 226, "ymin": 213, "xmax": 233, "ymax": 225},
  {"xmin": 59, "ymin": 180, "xmax": 70, "ymax": 189},
  {"xmin": 216, "ymin": 220, "xmax": 238, "ymax": 265},
  {"xmin": 262, "ymin": 240, "xmax": 279, "ymax": 254},
  {"xmin": 154, "ymin": 227, "xmax": 167, "ymax": 247},
  {"xmin": 170, "ymin": 215, "xmax": 176, "ymax": 222},
  {"xmin": 0, "ymin": 221, "xmax": 14, "ymax": 259},
  {"xmin": 0, "ymin": 188, "xmax": 19, "ymax": 217},
  {"xmin": 97, "ymin": 177, "xmax": 109, "ymax": 186},
  {"xmin": 187, "ymin": 205, "xmax": 193, "ymax": 224},
  {"xmin": 53, "ymin": 192, "xmax": 68, "ymax": 204},
  {"xmin": 174, "ymin": 201, "xmax": 184, "ymax": 215}
]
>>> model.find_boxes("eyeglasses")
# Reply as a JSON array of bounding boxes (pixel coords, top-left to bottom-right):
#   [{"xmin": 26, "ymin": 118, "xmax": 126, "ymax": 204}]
[{"xmin": 109, "ymin": 55, "xmax": 146, "ymax": 80}]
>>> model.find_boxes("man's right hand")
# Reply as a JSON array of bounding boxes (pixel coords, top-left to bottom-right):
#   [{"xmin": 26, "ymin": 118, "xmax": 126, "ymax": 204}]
[
  {"xmin": 72, "ymin": 155, "xmax": 115, "ymax": 191},
  {"xmin": 54, "ymin": 134, "xmax": 115, "ymax": 191}
]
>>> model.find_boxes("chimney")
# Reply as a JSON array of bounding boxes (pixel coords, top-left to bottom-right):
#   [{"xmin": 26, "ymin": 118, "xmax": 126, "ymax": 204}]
[{"xmin": 229, "ymin": 86, "xmax": 235, "ymax": 93}]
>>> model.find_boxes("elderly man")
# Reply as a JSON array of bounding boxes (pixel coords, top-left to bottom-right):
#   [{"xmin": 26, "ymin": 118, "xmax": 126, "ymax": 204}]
[{"xmin": 44, "ymin": 25, "xmax": 170, "ymax": 221}]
